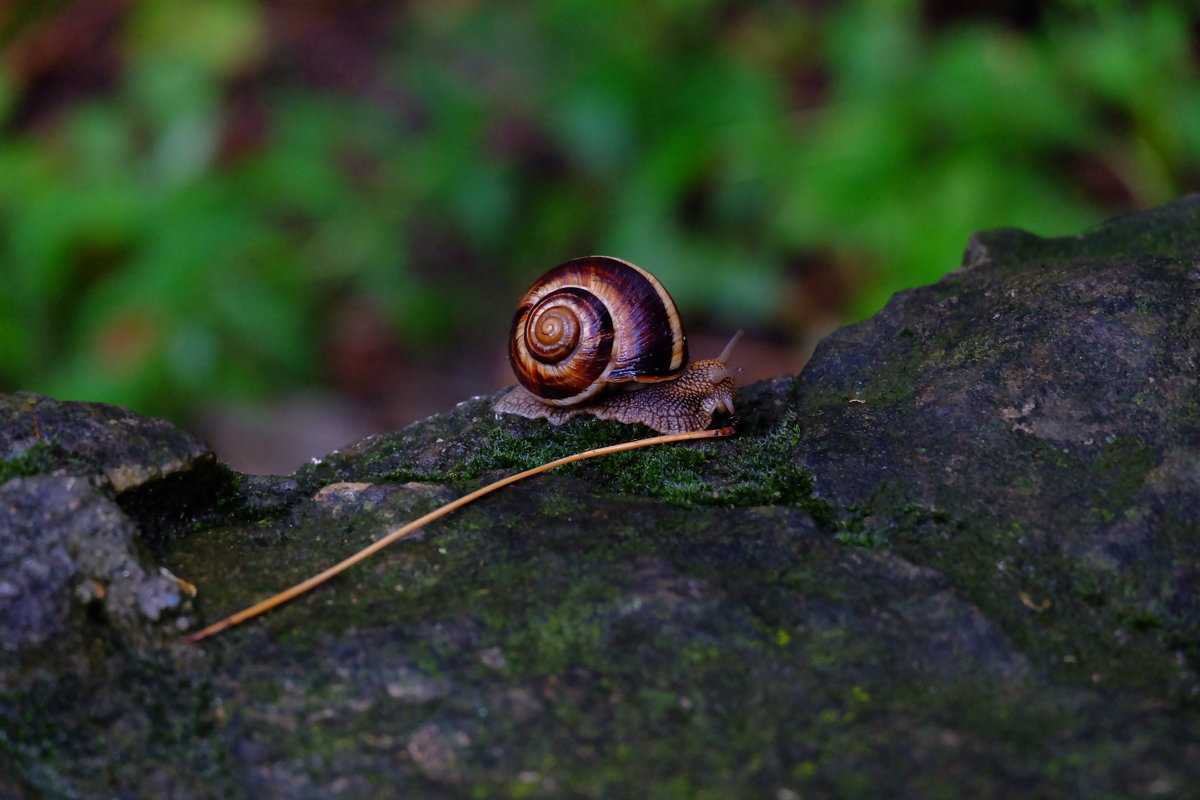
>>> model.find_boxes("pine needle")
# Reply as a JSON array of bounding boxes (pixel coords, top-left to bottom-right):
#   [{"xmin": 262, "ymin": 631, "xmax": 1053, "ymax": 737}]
[{"xmin": 186, "ymin": 426, "xmax": 735, "ymax": 642}]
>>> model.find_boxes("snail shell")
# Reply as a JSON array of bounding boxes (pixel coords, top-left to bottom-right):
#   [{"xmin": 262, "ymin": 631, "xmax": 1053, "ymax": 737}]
[
  {"xmin": 494, "ymin": 256, "xmax": 739, "ymax": 434},
  {"xmin": 506, "ymin": 256, "xmax": 688, "ymax": 406}
]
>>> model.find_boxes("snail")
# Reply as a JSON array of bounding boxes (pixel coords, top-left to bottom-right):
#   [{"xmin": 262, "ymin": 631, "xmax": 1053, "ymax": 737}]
[
  {"xmin": 494, "ymin": 256, "xmax": 741, "ymax": 433},
  {"xmin": 186, "ymin": 256, "xmax": 741, "ymax": 642}
]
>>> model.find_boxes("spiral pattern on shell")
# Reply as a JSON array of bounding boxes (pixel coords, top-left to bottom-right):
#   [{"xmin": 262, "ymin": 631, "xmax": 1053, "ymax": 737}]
[{"xmin": 508, "ymin": 256, "xmax": 688, "ymax": 406}]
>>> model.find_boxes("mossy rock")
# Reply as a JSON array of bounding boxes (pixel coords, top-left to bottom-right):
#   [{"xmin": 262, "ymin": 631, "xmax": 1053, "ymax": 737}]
[{"xmin": 3, "ymin": 196, "xmax": 1199, "ymax": 798}]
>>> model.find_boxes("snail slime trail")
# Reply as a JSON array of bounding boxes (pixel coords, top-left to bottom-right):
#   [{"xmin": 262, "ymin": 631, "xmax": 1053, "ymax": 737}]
[{"xmin": 186, "ymin": 257, "xmax": 741, "ymax": 643}]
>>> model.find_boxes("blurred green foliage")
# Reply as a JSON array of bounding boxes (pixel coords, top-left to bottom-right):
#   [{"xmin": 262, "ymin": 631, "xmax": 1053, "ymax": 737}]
[{"xmin": 0, "ymin": 0, "xmax": 1197, "ymax": 418}]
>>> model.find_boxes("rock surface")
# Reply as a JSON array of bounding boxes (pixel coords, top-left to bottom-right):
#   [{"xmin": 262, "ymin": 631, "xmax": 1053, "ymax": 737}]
[
  {"xmin": 2, "ymin": 197, "xmax": 1199, "ymax": 798},
  {"xmin": 0, "ymin": 476, "xmax": 193, "ymax": 661},
  {"xmin": 0, "ymin": 392, "xmax": 214, "ymax": 493}
]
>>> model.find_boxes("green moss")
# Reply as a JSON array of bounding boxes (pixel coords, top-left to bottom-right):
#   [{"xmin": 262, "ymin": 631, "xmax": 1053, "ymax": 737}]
[
  {"xmin": 369, "ymin": 416, "xmax": 634, "ymax": 484},
  {"xmin": 834, "ymin": 526, "xmax": 887, "ymax": 549},
  {"xmin": 0, "ymin": 440, "xmax": 58, "ymax": 483},
  {"xmin": 948, "ymin": 336, "xmax": 999, "ymax": 365},
  {"xmin": 1, "ymin": 657, "xmax": 229, "ymax": 798},
  {"xmin": 1085, "ymin": 434, "xmax": 1154, "ymax": 522},
  {"xmin": 370, "ymin": 411, "xmax": 837, "ymax": 535}
]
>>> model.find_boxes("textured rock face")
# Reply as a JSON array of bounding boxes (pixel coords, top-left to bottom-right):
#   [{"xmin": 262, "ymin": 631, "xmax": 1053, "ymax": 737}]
[
  {"xmin": 0, "ymin": 392, "xmax": 214, "ymax": 493},
  {"xmin": 2, "ymin": 197, "xmax": 1199, "ymax": 799},
  {"xmin": 792, "ymin": 201, "xmax": 1200, "ymax": 700},
  {"xmin": 0, "ymin": 476, "xmax": 192, "ymax": 659}
]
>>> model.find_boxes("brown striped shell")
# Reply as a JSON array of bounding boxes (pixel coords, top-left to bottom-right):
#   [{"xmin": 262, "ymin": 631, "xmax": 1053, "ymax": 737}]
[{"xmin": 507, "ymin": 256, "xmax": 688, "ymax": 407}]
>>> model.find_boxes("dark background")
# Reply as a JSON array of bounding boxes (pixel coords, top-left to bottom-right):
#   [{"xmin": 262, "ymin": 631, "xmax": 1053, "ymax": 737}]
[{"xmin": 2, "ymin": 0, "xmax": 1197, "ymax": 472}]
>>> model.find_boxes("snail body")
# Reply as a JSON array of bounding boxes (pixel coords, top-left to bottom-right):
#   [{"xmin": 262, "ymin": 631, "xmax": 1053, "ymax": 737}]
[{"xmin": 494, "ymin": 256, "xmax": 739, "ymax": 434}]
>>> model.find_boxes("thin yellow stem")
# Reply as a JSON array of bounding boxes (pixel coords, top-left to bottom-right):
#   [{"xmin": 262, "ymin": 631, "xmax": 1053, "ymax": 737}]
[{"xmin": 186, "ymin": 426, "xmax": 734, "ymax": 642}]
